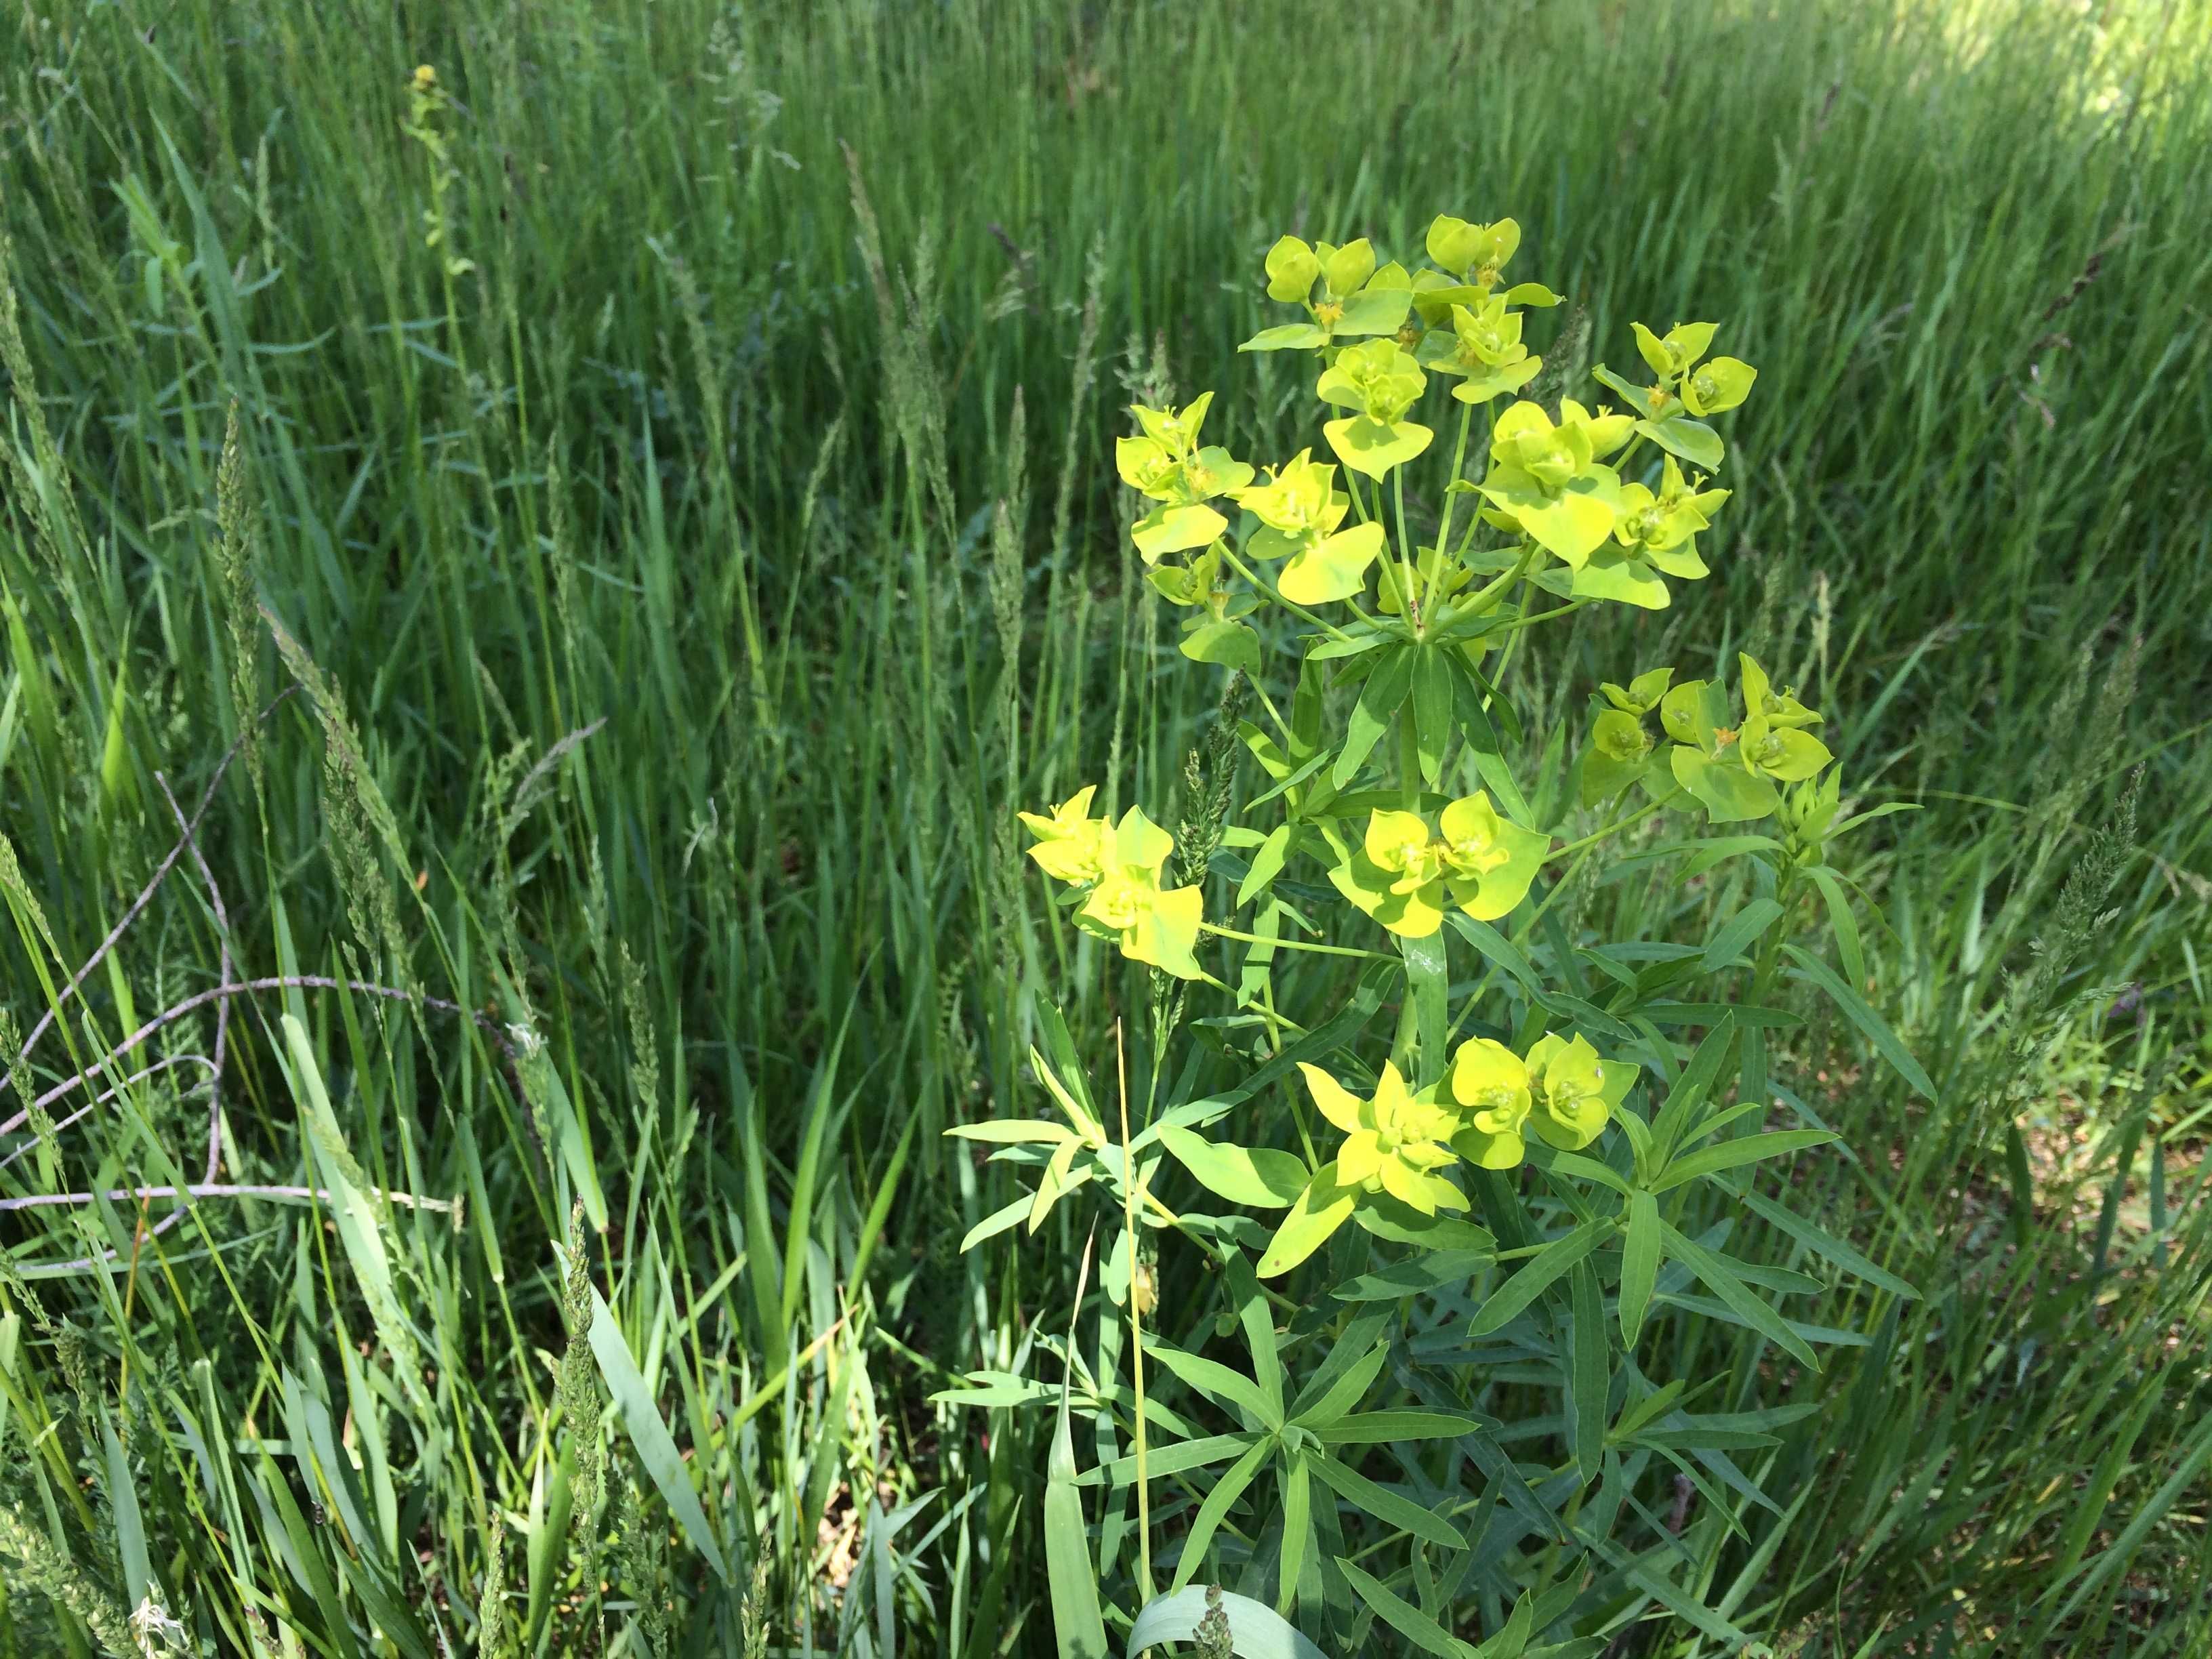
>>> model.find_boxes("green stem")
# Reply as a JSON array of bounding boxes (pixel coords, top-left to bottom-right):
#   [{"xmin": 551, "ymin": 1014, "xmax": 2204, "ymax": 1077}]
[
  {"xmin": 1549, "ymin": 790, "xmax": 1679, "ymax": 860},
  {"xmin": 1491, "ymin": 598, "xmax": 1587, "ymax": 637},
  {"xmin": 1246, "ymin": 671, "xmax": 1294, "ymax": 746},
  {"xmin": 1392, "ymin": 468, "xmax": 1417, "ymax": 627},
  {"xmin": 1463, "ymin": 544, "xmax": 1538, "ymax": 617},
  {"xmin": 1429, "ymin": 402, "xmax": 1475, "ymax": 575},
  {"xmin": 1199, "ymin": 922, "xmax": 1395, "ymax": 963},
  {"xmin": 1340, "ymin": 592, "xmax": 1389, "ymax": 632},
  {"xmin": 1399, "ymin": 712, "xmax": 1421, "ymax": 810},
  {"xmin": 1431, "ymin": 543, "xmax": 1538, "ymax": 635},
  {"xmin": 1218, "ymin": 544, "xmax": 1357, "ymax": 644}
]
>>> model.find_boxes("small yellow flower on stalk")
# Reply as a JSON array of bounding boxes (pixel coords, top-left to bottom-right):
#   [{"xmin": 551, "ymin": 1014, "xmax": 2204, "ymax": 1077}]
[
  {"xmin": 1477, "ymin": 400, "xmax": 1635, "ymax": 566},
  {"xmin": 1017, "ymin": 785, "xmax": 1113, "ymax": 885},
  {"xmin": 1330, "ymin": 794, "xmax": 1549, "ymax": 939},
  {"xmin": 1521, "ymin": 1032, "xmax": 1626, "ymax": 1151},
  {"xmin": 1115, "ymin": 392, "xmax": 1254, "ymax": 565},
  {"xmin": 1059, "ymin": 804, "xmax": 1205, "ymax": 980},
  {"xmin": 1233, "ymin": 449, "xmax": 1385, "ymax": 604},
  {"xmin": 1448, "ymin": 1038, "xmax": 1535, "ymax": 1168},
  {"xmin": 1449, "ymin": 1032, "xmax": 1633, "ymax": 1169},
  {"xmin": 1299, "ymin": 1061, "xmax": 1467, "ymax": 1215}
]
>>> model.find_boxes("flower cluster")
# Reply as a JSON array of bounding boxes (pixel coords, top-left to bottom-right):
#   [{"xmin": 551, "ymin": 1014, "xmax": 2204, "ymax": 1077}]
[
  {"xmin": 1661, "ymin": 655, "xmax": 1833, "ymax": 823},
  {"xmin": 1019, "ymin": 787, "xmax": 1205, "ymax": 979},
  {"xmin": 1329, "ymin": 793, "xmax": 1550, "ymax": 939},
  {"xmin": 1284, "ymin": 1028, "xmax": 1630, "ymax": 1240},
  {"xmin": 1116, "ymin": 393, "xmax": 1254, "ymax": 565}
]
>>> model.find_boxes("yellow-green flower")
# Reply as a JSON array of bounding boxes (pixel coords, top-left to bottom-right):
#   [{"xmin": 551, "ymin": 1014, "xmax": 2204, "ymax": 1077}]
[
  {"xmin": 1018, "ymin": 785, "xmax": 1113, "ymax": 885},
  {"xmin": 1740, "ymin": 653, "xmax": 1821, "ymax": 729},
  {"xmin": 1114, "ymin": 392, "xmax": 1255, "ymax": 565},
  {"xmin": 1596, "ymin": 323, "xmax": 1753, "ymax": 475},
  {"xmin": 1330, "ymin": 793, "xmax": 1549, "ymax": 939},
  {"xmin": 1447, "ymin": 1038, "xmax": 1534, "ymax": 1169},
  {"xmin": 1477, "ymin": 400, "xmax": 1635, "ymax": 566},
  {"xmin": 1070, "ymin": 805, "xmax": 1204, "ymax": 979},
  {"xmin": 1234, "ymin": 449, "xmax": 1386, "ymax": 605},
  {"xmin": 1599, "ymin": 666, "xmax": 1675, "ymax": 716},
  {"xmin": 1418, "ymin": 297, "xmax": 1543, "ymax": 406},
  {"xmin": 1681, "ymin": 354, "xmax": 1757, "ymax": 418},
  {"xmin": 1299, "ymin": 1061, "xmax": 1466, "ymax": 1215},
  {"xmin": 1425, "ymin": 215, "xmax": 1522, "ymax": 290},
  {"xmin": 1450, "ymin": 1033, "xmax": 1632, "ymax": 1167},
  {"xmin": 1316, "ymin": 340, "xmax": 1433, "ymax": 478},
  {"xmin": 1582, "ymin": 671, "xmax": 1673, "ymax": 804},
  {"xmin": 1631, "ymin": 320, "xmax": 1719, "ymax": 382},
  {"xmin": 1662, "ymin": 658, "xmax": 1833, "ymax": 822},
  {"xmin": 1569, "ymin": 456, "xmax": 1729, "ymax": 611},
  {"xmin": 1411, "ymin": 215, "xmax": 1560, "ymax": 327},
  {"xmin": 1525, "ymin": 1033, "xmax": 1629, "ymax": 1150},
  {"xmin": 1242, "ymin": 234, "xmax": 1413, "ymax": 352},
  {"xmin": 1736, "ymin": 712, "xmax": 1832, "ymax": 785}
]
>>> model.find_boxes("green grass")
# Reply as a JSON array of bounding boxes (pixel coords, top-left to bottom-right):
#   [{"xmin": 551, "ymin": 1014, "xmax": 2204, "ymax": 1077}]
[{"xmin": 1, "ymin": 0, "xmax": 2209, "ymax": 1652}]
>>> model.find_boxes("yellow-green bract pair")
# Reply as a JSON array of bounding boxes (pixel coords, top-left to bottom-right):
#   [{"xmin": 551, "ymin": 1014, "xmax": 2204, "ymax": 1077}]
[
  {"xmin": 1581, "ymin": 655, "xmax": 1833, "ymax": 822},
  {"xmin": 1265, "ymin": 1033, "xmax": 1633, "ymax": 1275},
  {"xmin": 1018, "ymin": 787, "xmax": 1204, "ymax": 979},
  {"xmin": 1330, "ymin": 792, "xmax": 1550, "ymax": 939}
]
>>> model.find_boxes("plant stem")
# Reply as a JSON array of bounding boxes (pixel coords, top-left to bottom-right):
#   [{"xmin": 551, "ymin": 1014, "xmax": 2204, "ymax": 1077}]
[
  {"xmin": 1450, "ymin": 543, "xmax": 1538, "ymax": 622},
  {"xmin": 1549, "ymin": 791, "xmax": 1679, "ymax": 859},
  {"xmin": 1199, "ymin": 922, "xmax": 1394, "ymax": 962},
  {"xmin": 1116, "ymin": 1023, "xmax": 1153, "ymax": 1605},
  {"xmin": 1393, "ymin": 467, "xmax": 1418, "ymax": 627},
  {"xmin": 1218, "ymin": 544, "xmax": 1357, "ymax": 644},
  {"xmin": 1430, "ymin": 401, "xmax": 1475, "ymax": 574},
  {"xmin": 1491, "ymin": 598, "xmax": 1587, "ymax": 637}
]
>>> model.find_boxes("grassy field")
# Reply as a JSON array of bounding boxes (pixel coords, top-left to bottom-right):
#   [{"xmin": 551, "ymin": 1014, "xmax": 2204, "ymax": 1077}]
[{"xmin": 1, "ymin": 0, "xmax": 2209, "ymax": 1653}]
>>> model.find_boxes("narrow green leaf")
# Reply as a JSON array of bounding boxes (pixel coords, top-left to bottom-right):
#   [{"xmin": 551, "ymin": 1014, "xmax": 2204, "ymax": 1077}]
[
  {"xmin": 1333, "ymin": 646, "xmax": 1414, "ymax": 790},
  {"xmin": 589, "ymin": 1290, "xmax": 729, "ymax": 1580},
  {"xmin": 1783, "ymin": 945, "xmax": 1935, "ymax": 1099},
  {"xmin": 1275, "ymin": 1450, "xmax": 1310, "ymax": 1614},
  {"xmin": 1313, "ymin": 1409, "xmax": 1488, "ymax": 1445},
  {"xmin": 1290, "ymin": 1338, "xmax": 1388, "ymax": 1429},
  {"xmin": 1410, "ymin": 646, "xmax": 1454, "ymax": 789},
  {"xmin": 1145, "ymin": 1340, "xmax": 1279, "ymax": 1430},
  {"xmin": 1237, "ymin": 822, "xmax": 1295, "ymax": 906},
  {"xmin": 1802, "ymin": 865, "xmax": 1866, "ymax": 992},
  {"xmin": 1336, "ymin": 1556, "xmax": 1473, "ymax": 1658},
  {"xmin": 1728, "ymin": 1183, "xmax": 1919, "ymax": 1299},
  {"xmin": 1650, "ymin": 1129, "xmax": 1839, "ymax": 1193},
  {"xmin": 1092, "ymin": 1431, "xmax": 1259, "ymax": 1488},
  {"xmin": 1225, "ymin": 1252, "xmax": 1288, "ymax": 1424},
  {"xmin": 960, "ymin": 1194, "xmax": 1032, "ymax": 1253},
  {"xmin": 1660, "ymin": 1221, "xmax": 1820, "ymax": 1371},
  {"xmin": 1168, "ymin": 1438, "xmax": 1271, "ymax": 1593},
  {"xmin": 1651, "ymin": 1015, "xmax": 1736, "ymax": 1160},
  {"xmin": 282, "ymin": 1015, "xmax": 424, "ymax": 1406},
  {"xmin": 1402, "ymin": 926, "xmax": 1450, "ymax": 1081},
  {"xmin": 945, "ymin": 1118, "xmax": 1076, "ymax": 1145},
  {"xmin": 1699, "ymin": 897, "xmax": 1782, "ymax": 972},
  {"xmin": 1158, "ymin": 1124, "xmax": 1308, "ymax": 1210},
  {"xmin": 1332, "ymin": 1247, "xmax": 1493, "ymax": 1303},
  {"xmin": 1466, "ymin": 1221, "xmax": 1607, "ymax": 1338},
  {"xmin": 1619, "ymin": 1193, "xmax": 1660, "ymax": 1347},
  {"xmin": 1309, "ymin": 1452, "xmax": 1465, "ymax": 1549},
  {"xmin": 1570, "ymin": 1259, "xmax": 1607, "ymax": 1485},
  {"xmin": 1446, "ymin": 912, "xmax": 1540, "ymax": 994},
  {"xmin": 1047, "ymin": 1255, "xmax": 1109, "ymax": 1659}
]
